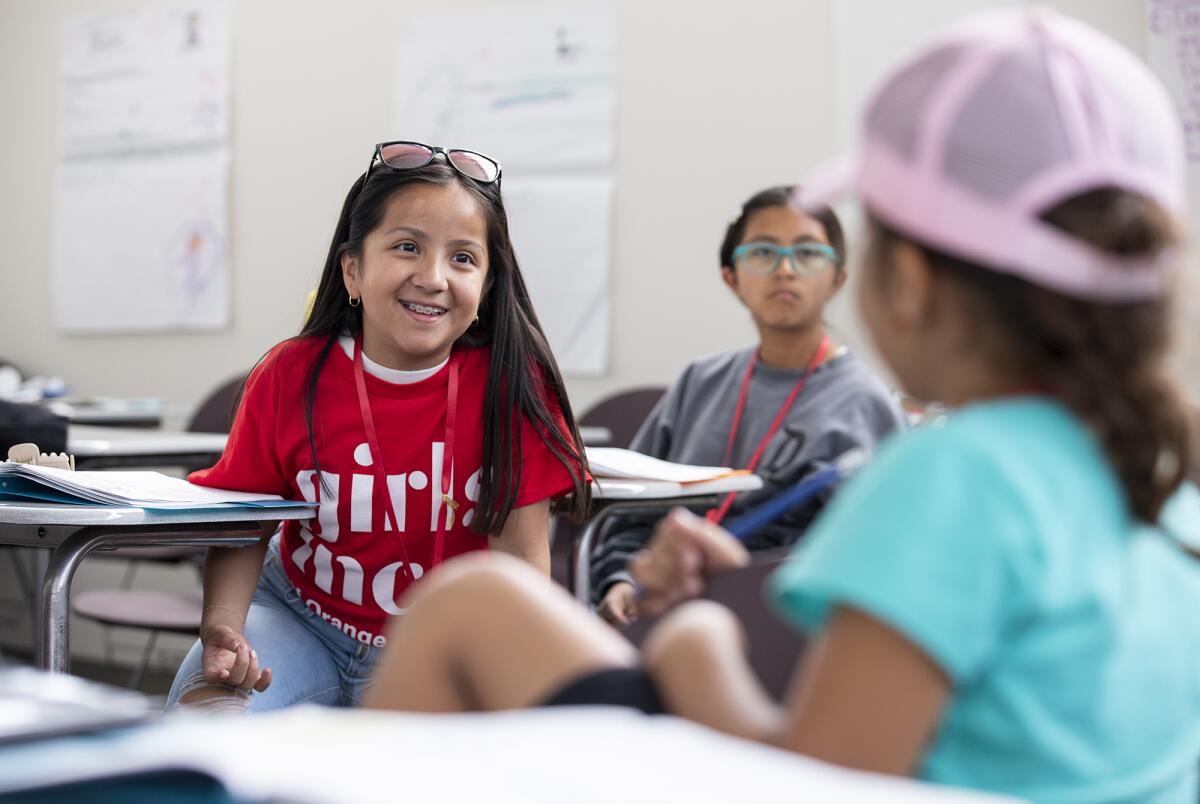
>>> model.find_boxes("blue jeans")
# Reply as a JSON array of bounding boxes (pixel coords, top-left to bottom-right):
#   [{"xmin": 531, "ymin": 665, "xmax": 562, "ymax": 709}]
[{"xmin": 165, "ymin": 537, "xmax": 383, "ymax": 712}]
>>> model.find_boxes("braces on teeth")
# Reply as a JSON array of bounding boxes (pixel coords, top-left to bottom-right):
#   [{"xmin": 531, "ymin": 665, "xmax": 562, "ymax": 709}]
[{"xmin": 403, "ymin": 302, "xmax": 446, "ymax": 315}]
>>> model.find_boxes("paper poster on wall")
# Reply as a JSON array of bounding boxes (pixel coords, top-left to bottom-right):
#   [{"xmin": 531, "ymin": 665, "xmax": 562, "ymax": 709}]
[
  {"xmin": 502, "ymin": 175, "xmax": 613, "ymax": 375},
  {"xmin": 1146, "ymin": 0, "xmax": 1200, "ymax": 399},
  {"xmin": 53, "ymin": 1, "xmax": 231, "ymax": 333},
  {"xmin": 392, "ymin": 3, "xmax": 616, "ymax": 375},
  {"xmin": 1147, "ymin": 0, "xmax": 1200, "ymax": 162}
]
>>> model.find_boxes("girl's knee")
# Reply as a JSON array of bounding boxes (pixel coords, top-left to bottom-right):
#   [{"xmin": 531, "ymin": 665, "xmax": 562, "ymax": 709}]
[
  {"xmin": 385, "ymin": 552, "xmax": 540, "ymax": 641},
  {"xmin": 643, "ymin": 600, "xmax": 744, "ymax": 671},
  {"xmin": 412, "ymin": 551, "xmax": 536, "ymax": 605},
  {"xmin": 171, "ymin": 671, "xmax": 251, "ymax": 715}
]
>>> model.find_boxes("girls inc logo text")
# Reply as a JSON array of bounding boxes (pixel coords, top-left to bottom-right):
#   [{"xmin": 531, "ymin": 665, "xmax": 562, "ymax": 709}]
[{"xmin": 289, "ymin": 441, "xmax": 481, "ymax": 615}]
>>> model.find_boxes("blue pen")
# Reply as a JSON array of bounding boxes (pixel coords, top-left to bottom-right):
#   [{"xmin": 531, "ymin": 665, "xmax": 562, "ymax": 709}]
[{"xmin": 723, "ymin": 449, "xmax": 868, "ymax": 542}]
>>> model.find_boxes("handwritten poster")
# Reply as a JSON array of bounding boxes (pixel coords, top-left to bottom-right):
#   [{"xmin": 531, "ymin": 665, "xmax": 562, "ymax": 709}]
[
  {"xmin": 1147, "ymin": 1, "xmax": 1200, "ymax": 400},
  {"xmin": 54, "ymin": 1, "xmax": 231, "ymax": 332},
  {"xmin": 392, "ymin": 3, "xmax": 616, "ymax": 375},
  {"xmin": 1147, "ymin": 0, "xmax": 1200, "ymax": 162}
]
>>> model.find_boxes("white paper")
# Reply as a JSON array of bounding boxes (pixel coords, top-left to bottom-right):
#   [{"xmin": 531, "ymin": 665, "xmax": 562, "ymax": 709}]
[
  {"xmin": 502, "ymin": 175, "xmax": 612, "ymax": 375},
  {"xmin": 392, "ymin": 4, "xmax": 615, "ymax": 375},
  {"xmin": 392, "ymin": 5, "xmax": 616, "ymax": 173},
  {"xmin": 585, "ymin": 447, "xmax": 736, "ymax": 483},
  {"xmin": 54, "ymin": 1, "xmax": 231, "ymax": 333}
]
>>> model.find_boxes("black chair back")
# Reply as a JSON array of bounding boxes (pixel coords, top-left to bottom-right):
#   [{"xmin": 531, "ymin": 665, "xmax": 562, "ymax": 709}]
[{"xmin": 187, "ymin": 375, "xmax": 247, "ymax": 434}]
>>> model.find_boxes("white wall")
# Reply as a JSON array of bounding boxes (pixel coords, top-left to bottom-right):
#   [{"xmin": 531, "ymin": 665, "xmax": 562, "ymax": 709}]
[{"xmin": 0, "ymin": 0, "xmax": 1159, "ymax": 669}]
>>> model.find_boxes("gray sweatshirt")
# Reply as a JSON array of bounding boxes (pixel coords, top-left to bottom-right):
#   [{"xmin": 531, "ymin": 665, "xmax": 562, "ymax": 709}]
[{"xmin": 589, "ymin": 346, "xmax": 907, "ymax": 603}]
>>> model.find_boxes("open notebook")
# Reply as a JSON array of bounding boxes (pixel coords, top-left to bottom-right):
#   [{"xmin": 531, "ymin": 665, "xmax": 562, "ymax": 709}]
[
  {"xmin": 585, "ymin": 447, "xmax": 762, "ymax": 497},
  {"xmin": 0, "ymin": 462, "xmax": 310, "ymax": 510}
]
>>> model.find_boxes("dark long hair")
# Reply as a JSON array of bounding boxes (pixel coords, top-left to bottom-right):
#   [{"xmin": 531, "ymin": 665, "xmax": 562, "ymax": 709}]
[
  {"xmin": 296, "ymin": 161, "xmax": 590, "ymax": 532},
  {"xmin": 868, "ymin": 187, "xmax": 1192, "ymax": 523},
  {"xmin": 719, "ymin": 186, "xmax": 846, "ymax": 276}
]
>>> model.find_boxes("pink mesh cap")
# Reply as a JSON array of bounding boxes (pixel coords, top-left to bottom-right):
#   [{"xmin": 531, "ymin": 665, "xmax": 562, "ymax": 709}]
[{"xmin": 796, "ymin": 7, "xmax": 1186, "ymax": 302}]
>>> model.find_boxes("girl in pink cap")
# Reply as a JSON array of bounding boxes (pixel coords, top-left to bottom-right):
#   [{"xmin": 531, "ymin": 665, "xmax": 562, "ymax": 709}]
[{"xmin": 364, "ymin": 10, "xmax": 1200, "ymax": 801}]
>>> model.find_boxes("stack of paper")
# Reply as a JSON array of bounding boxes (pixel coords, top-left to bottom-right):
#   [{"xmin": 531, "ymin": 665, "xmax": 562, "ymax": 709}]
[
  {"xmin": 585, "ymin": 448, "xmax": 762, "ymax": 498},
  {"xmin": 0, "ymin": 463, "xmax": 308, "ymax": 510}
]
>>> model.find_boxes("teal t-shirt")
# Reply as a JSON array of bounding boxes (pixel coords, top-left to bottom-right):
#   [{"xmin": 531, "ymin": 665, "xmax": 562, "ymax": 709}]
[{"xmin": 770, "ymin": 398, "xmax": 1200, "ymax": 803}]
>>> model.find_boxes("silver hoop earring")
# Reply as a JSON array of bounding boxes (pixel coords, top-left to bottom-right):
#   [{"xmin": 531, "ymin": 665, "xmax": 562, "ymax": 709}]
[{"xmin": 348, "ymin": 295, "xmax": 361, "ymax": 308}]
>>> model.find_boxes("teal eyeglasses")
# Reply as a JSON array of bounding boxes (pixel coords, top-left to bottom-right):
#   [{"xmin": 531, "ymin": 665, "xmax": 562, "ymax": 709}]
[{"xmin": 731, "ymin": 242, "xmax": 839, "ymax": 276}]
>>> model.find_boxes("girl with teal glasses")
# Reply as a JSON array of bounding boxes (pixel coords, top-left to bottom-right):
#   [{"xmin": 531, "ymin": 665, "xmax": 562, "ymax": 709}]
[{"xmin": 589, "ymin": 185, "xmax": 905, "ymax": 625}]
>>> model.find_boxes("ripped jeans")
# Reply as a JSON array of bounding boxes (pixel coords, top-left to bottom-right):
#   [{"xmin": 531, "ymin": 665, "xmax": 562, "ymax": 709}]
[{"xmin": 164, "ymin": 536, "xmax": 382, "ymax": 713}]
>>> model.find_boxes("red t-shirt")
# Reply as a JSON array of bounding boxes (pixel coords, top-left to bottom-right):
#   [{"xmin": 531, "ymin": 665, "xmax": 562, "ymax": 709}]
[{"xmin": 190, "ymin": 337, "xmax": 577, "ymax": 646}]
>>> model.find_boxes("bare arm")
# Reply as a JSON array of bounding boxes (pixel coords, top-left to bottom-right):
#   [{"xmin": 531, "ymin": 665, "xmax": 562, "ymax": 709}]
[
  {"xmin": 197, "ymin": 521, "xmax": 277, "ymax": 691},
  {"xmin": 779, "ymin": 607, "xmax": 949, "ymax": 773},
  {"xmin": 491, "ymin": 500, "xmax": 551, "ymax": 575},
  {"xmin": 637, "ymin": 510, "xmax": 949, "ymax": 775},
  {"xmin": 648, "ymin": 603, "xmax": 948, "ymax": 774}
]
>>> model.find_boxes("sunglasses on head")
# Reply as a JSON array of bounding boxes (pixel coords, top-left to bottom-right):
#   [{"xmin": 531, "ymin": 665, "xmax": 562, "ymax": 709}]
[{"xmin": 367, "ymin": 141, "xmax": 503, "ymax": 186}]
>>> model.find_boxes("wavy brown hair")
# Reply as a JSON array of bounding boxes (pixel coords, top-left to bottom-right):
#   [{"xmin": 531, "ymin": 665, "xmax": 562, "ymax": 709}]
[{"xmin": 869, "ymin": 187, "xmax": 1192, "ymax": 523}]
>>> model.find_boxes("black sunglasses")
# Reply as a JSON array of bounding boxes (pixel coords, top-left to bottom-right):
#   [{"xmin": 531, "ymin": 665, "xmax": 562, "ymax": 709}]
[{"xmin": 366, "ymin": 141, "xmax": 503, "ymax": 186}]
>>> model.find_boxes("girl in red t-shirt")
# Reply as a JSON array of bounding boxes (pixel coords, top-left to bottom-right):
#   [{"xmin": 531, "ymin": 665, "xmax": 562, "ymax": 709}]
[{"xmin": 166, "ymin": 142, "xmax": 589, "ymax": 713}]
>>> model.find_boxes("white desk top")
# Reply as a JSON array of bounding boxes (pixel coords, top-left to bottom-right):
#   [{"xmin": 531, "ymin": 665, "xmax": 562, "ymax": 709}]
[
  {"xmin": 579, "ymin": 426, "xmax": 611, "ymax": 446},
  {"xmin": 68, "ymin": 426, "xmax": 227, "ymax": 458}
]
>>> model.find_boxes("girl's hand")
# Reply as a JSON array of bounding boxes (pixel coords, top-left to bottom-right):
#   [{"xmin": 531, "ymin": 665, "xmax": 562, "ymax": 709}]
[
  {"xmin": 597, "ymin": 581, "xmax": 639, "ymax": 626},
  {"xmin": 630, "ymin": 508, "xmax": 750, "ymax": 618},
  {"xmin": 200, "ymin": 623, "xmax": 272, "ymax": 692}
]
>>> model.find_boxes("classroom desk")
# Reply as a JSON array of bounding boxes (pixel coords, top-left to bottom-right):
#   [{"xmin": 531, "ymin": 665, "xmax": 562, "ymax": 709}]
[
  {"xmin": 47, "ymin": 400, "xmax": 167, "ymax": 429},
  {"xmin": 68, "ymin": 425, "xmax": 228, "ymax": 471},
  {"xmin": 579, "ymin": 426, "xmax": 612, "ymax": 446},
  {"xmin": 571, "ymin": 474, "xmax": 764, "ymax": 604},
  {"xmin": 0, "ymin": 502, "xmax": 313, "ymax": 674}
]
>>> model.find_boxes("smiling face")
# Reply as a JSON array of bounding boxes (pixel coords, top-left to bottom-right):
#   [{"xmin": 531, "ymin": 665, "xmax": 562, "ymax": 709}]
[
  {"xmin": 341, "ymin": 181, "xmax": 489, "ymax": 371},
  {"xmin": 721, "ymin": 205, "xmax": 844, "ymax": 334}
]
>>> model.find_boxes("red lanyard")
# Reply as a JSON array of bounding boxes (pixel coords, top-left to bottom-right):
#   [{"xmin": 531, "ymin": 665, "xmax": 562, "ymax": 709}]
[
  {"xmin": 352, "ymin": 336, "xmax": 459, "ymax": 583},
  {"xmin": 707, "ymin": 335, "xmax": 830, "ymax": 526}
]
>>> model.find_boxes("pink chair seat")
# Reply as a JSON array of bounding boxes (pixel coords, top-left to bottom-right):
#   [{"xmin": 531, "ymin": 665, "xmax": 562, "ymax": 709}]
[{"xmin": 72, "ymin": 589, "xmax": 203, "ymax": 634}]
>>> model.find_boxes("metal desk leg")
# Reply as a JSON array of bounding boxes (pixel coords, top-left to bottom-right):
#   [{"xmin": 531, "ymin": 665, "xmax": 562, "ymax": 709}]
[
  {"xmin": 39, "ymin": 531, "xmax": 115, "ymax": 673},
  {"xmin": 571, "ymin": 497, "xmax": 722, "ymax": 607},
  {"xmin": 38, "ymin": 524, "xmax": 261, "ymax": 673},
  {"xmin": 572, "ymin": 508, "xmax": 611, "ymax": 605},
  {"xmin": 30, "ymin": 549, "xmax": 48, "ymax": 658}
]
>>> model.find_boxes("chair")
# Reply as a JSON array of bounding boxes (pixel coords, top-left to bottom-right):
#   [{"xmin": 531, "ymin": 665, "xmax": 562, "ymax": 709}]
[
  {"xmin": 577, "ymin": 386, "xmax": 666, "ymax": 450},
  {"xmin": 551, "ymin": 386, "xmax": 667, "ymax": 591},
  {"xmin": 70, "ymin": 545, "xmax": 204, "ymax": 689},
  {"xmin": 186, "ymin": 374, "xmax": 246, "ymax": 434},
  {"xmin": 70, "ymin": 375, "xmax": 245, "ymax": 688},
  {"xmin": 72, "ymin": 585, "xmax": 203, "ymax": 690},
  {"xmin": 619, "ymin": 547, "xmax": 804, "ymax": 702}
]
